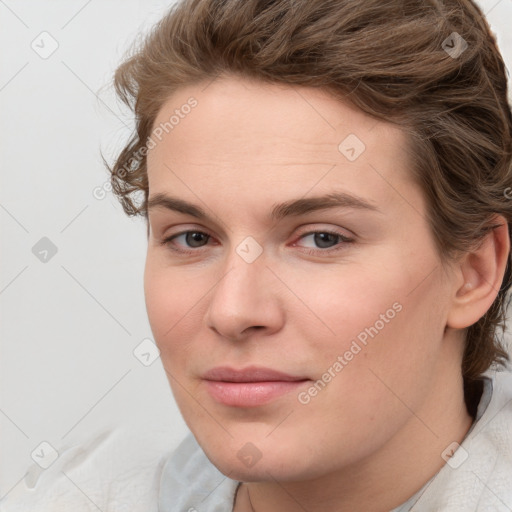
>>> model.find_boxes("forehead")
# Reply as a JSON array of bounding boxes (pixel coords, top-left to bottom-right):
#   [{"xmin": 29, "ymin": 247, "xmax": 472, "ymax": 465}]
[
  {"xmin": 146, "ymin": 76, "xmax": 422, "ymax": 219},
  {"xmin": 150, "ymin": 75, "xmax": 404, "ymax": 155}
]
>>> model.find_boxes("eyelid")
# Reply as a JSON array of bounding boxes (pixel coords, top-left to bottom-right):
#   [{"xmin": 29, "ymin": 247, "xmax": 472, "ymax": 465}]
[
  {"xmin": 158, "ymin": 223, "xmax": 214, "ymax": 241},
  {"xmin": 160, "ymin": 224, "xmax": 355, "ymax": 256},
  {"xmin": 293, "ymin": 223, "xmax": 355, "ymax": 240}
]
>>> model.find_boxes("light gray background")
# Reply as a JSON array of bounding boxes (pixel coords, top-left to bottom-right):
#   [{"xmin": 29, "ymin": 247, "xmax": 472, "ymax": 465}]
[{"xmin": 1, "ymin": 0, "xmax": 512, "ymax": 499}]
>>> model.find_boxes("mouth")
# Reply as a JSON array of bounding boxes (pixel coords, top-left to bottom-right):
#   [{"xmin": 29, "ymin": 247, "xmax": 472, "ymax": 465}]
[{"xmin": 202, "ymin": 366, "xmax": 310, "ymax": 407}]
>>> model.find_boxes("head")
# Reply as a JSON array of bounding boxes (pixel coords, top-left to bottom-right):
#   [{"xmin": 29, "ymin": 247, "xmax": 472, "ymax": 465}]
[{"xmin": 107, "ymin": 0, "xmax": 512, "ymax": 482}]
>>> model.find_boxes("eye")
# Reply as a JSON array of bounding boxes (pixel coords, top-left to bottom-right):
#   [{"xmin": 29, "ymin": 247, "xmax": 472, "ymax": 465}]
[
  {"xmin": 160, "ymin": 228, "xmax": 354, "ymax": 256},
  {"xmin": 161, "ymin": 230, "xmax": 212, "ymax": 253},
  {"xmin": 294, "ymin": 230, "xmax": 354, "ymax": 254}
]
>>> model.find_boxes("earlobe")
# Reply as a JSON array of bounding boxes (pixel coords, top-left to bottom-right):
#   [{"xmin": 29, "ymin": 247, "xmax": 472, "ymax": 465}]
[{"xmin": 447, "ymin": 216, "xmax": 510, "ymax": 330}]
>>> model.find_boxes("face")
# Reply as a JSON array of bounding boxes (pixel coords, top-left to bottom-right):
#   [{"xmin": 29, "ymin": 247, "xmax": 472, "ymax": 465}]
[{"xmin": 144, "ymin": 75, "xmax": 457, "ymax": 482}]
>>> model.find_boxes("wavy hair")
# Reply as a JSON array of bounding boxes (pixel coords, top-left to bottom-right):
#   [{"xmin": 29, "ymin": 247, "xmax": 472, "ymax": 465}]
[{"xmin": 105, "ymin": 0, "xmax": 512, "ymax": 389}]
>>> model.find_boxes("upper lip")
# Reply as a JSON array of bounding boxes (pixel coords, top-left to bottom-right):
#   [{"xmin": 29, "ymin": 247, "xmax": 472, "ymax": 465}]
[{"xmin": 203, "ymin": 366, "xmax": 308, "ymax": 383}]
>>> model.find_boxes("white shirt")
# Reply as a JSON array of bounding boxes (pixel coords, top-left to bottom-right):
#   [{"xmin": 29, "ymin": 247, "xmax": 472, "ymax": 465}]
[{"xmin": 3, "ymin": 369, "xmax": 512, "ymax": 511}]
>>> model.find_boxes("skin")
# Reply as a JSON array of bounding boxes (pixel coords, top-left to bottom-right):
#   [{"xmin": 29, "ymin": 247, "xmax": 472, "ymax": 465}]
[{"xmin": 143, "ymin": 75, "xmax": 510, "ymax": 511}]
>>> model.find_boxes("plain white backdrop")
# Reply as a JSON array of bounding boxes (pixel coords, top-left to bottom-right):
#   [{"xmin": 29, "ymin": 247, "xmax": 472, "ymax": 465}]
[{"xmin": 1, "ymin": 0, "xmax": 512, "ymax": 499}]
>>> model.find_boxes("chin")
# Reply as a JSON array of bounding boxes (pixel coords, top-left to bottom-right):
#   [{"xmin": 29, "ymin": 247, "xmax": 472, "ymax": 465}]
[{"xmin": 197, "ymin": 433, "xmax": 332, "ymax": 483}]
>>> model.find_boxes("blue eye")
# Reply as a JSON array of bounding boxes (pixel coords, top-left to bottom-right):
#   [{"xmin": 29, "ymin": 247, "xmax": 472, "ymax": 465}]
[
  {"xmin": 295, "ymin": 230, "xmax": 353, "ymax": 254},
  {"xmin": 160, "ymin": 229, "xmax": 353, "ymax": 255}
]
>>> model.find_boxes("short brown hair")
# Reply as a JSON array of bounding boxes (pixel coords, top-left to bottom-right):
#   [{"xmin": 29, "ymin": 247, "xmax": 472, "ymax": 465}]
[{"xmin": 106, "ymin": 0, "xmax": 512, "ymax": 386}]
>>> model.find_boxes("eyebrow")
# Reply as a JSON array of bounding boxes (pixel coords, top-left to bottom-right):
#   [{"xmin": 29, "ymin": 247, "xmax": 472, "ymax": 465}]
[{"xmin": 147, "ymin": 191, "xmax": 382, "ymax": 221}]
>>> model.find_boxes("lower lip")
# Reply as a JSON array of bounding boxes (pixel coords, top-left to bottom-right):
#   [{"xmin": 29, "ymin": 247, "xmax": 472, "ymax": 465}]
[{"xmin": 204, "ymin": 380, "xmax": 308, "ymax": 407}]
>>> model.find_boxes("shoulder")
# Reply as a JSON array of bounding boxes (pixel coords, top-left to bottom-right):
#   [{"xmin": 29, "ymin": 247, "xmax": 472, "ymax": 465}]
[
  {"xmin": 412, "ymin": 369, "xmax": 512, "ymax": 511},
  {"xmin": 0, "ymin": 427, "xmax": 169, "ymax": 512},
  {"xmin": 158, "ymin": 433, "xmax": 240, "ymax": 512}
]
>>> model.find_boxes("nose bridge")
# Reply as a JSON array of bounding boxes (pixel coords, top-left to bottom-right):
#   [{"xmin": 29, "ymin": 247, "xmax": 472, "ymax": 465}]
[
  {"xmin": 219, "ymin": 234, "xmax": 269, "ymax": 298},
  {"xmin": 205, "ymin": 240, "xmax": 282, "ymax": 339},
  {"xmin": 213, "ymin": 243, "xmax": 268, "ymax": 314}
]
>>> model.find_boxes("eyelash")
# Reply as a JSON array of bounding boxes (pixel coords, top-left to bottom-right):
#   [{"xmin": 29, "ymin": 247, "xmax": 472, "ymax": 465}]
[{"xmin": 159, "ymin": 229, "xmax": 354, "ymax": 256}]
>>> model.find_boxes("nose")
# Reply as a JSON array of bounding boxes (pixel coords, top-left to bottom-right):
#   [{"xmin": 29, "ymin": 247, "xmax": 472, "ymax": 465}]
[{"xmin": 204, "ymin": 247, "xmax": 285, "ymax": 341}]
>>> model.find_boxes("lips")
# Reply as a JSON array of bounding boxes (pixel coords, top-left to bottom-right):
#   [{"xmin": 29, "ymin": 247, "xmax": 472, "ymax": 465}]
[
  {"xmin": 202, "ymin": 366, "xmax": 310, "ymax": 407},
  {"xmin": 203, "ymin": 366, "xmax": 307, "ymax": 383}
]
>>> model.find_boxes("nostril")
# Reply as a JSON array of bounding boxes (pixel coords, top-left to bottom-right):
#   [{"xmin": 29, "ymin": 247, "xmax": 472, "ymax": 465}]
[{"xmin": 239, "ymin": 325, "xmax": 265, "ymax": 337}]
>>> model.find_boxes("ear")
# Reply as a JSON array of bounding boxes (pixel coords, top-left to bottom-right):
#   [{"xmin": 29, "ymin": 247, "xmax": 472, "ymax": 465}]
[{"xmin": 446, "ymin": 215, "xmax": 510, "ymax": 330}]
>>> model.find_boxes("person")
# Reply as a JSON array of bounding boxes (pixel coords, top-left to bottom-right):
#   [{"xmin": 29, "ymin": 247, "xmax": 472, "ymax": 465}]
[{"xmin": 3, "ymin": 0, "xmax": 512, "ymax": 510}]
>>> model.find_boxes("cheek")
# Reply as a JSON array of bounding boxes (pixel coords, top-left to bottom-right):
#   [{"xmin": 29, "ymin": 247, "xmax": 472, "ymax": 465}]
[
  {"xmin": 280, "ymin": 265, "xmax": 446, "ymax": 460},
  {"xmin": 143, "ymin": 258, "xmax": 202, "ymax": 357},
  {"xmin": 144, "ymin": 262, "xmax": 211, "ymax": 423},
  {"xmin": 310, "ymin": 264, "xmax": 446, "ymax": 410},
  {"xmin": 286, "ymin": 261, "xmax": 404, "ymax": 347},
  {"xmin": 294, "ymin": 254, "xmax": 446, "ymax": 389}
]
